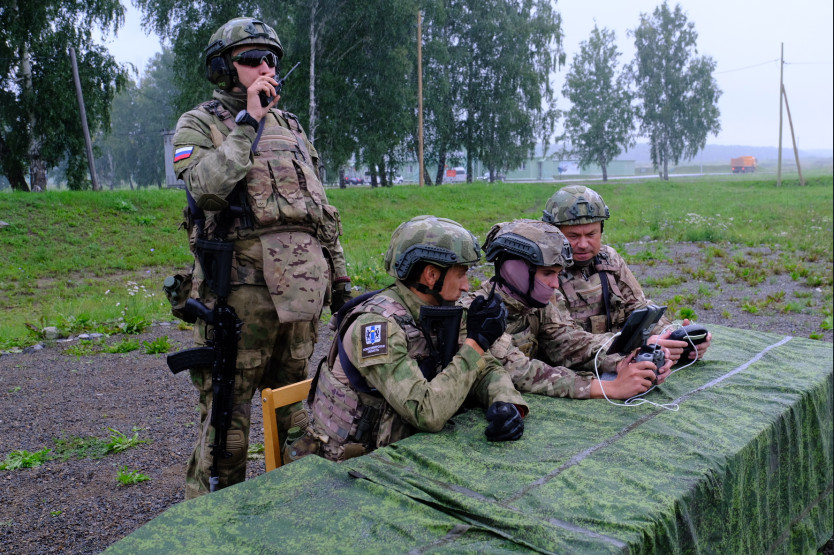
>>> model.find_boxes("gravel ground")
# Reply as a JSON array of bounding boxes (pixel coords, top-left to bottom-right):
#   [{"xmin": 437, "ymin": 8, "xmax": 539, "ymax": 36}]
[{"xmin": 0, "ymin": 242, "xmax": 831, "ymax": 554}]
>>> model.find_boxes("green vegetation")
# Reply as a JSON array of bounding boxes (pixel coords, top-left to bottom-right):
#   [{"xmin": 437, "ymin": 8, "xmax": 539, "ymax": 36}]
[
  {"xmin": 1, "ymin": 175, "xmax": 832, "ymax": 348},
  {"xmin": 143, "ymin": 336, "xmax": 171, "ymax": 355},
  {"xmin": 116, "ymin": 466, "xmax": 151, "ymax": 486},
  {"xmin": 0, "ymin": 427, "xmax": 149, "ymax": 469},
  {"xmin": 0, "ymin": 448, "xmax": 53, "ymax": 470}
]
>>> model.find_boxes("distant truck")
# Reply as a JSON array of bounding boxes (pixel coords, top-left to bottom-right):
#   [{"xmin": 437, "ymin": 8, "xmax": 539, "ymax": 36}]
[{"xmin": 731, "ymin": 156, "xmax": 757, "ymax": 173}]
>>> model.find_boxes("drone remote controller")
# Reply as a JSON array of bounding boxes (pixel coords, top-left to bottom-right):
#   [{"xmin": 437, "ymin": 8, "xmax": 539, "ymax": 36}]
[{"xmin": 634, "ymin": 343, "xmax": 665, "ymax": 384}]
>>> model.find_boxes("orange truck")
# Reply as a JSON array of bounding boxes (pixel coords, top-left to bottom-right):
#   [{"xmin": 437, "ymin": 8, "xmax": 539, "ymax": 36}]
[{"xmin": 731, "ymin": 156, "xmax": 757, "ymax": 173}]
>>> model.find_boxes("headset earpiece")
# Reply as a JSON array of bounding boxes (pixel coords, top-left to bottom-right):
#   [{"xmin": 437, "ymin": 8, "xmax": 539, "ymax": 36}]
[{"xmin": 205, "ymin": 56, "xmax": 238, "ymax": 90}]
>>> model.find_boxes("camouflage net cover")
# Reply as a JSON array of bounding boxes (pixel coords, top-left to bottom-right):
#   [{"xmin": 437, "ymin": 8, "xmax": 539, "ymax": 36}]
[{"xmin": 109, "ymin": 325, "xmax": 833, "ymax": 554}]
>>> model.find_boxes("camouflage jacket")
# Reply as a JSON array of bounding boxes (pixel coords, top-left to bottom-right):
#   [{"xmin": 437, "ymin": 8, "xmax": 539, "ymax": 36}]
[
  {"xmin": 461, "ymin": 281, "xmax": 623, "ymax": 395},
  {"xmin": 558, "ymin": 245, "xmax": 671, "ymax": 334},
  {"xmin": 311, "ymin": 281, "xmax": 526, "ymax": 462},
  {"xmin": 172, "ymin": 90, "xmax": 347, "ymax": 321}
]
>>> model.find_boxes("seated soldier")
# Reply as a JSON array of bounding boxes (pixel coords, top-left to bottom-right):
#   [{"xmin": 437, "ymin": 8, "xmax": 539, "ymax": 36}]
[
  {"xmin": 306, "ymin": 215, "xmax": 528, "ymax": 462},
  {"xmin": 543, "ymin": 186, "xmax": 711, "ymax": 363},
  {"xmin": 462, "ymin": 219, "xmax": 671, "ymax": 400}
]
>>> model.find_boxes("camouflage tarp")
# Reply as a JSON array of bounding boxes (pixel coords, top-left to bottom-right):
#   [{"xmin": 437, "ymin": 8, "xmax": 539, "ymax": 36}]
[{"xmin": 109, "ymin": 325, "xmax": 833, "ymax": 554}]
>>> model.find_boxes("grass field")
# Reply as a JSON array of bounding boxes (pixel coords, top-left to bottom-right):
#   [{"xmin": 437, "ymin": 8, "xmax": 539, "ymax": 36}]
[{"xmin": 0, "ymin": 173, "xmax": 831, "ymax": 349}]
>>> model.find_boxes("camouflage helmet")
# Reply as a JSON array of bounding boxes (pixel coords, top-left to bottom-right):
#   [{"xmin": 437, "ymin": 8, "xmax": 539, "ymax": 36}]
[
  {"xmin": 542, "ymin": 185, "xmax": 610, "ymax": 227},
  {"xmin": 205, "ymin": 17, "xmax": 283, "ymax": 89},
  {"xmin": 384, "ymin": 215, "xmax": 481, "ymax": 281},
  {"xmin": 484, "ymin": 219, "xmax": 573, "ymax": 268}
]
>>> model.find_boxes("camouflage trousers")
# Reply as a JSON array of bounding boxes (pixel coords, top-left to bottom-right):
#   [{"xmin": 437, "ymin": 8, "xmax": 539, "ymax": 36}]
[{"xmin": 185, "ymin": 284, "xmax": 317, "ymax": 499}]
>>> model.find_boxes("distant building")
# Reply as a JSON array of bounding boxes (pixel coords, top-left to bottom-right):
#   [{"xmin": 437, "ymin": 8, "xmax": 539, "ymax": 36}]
[{"xmin": 162, "ymin": 131, "xmax": 185, "ymax": 189}]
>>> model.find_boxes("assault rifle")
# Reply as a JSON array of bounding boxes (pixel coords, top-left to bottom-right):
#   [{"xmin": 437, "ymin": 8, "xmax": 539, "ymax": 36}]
[{"xmin": 167, "ymin": 239, "xmax": 242, "ymax": 493}]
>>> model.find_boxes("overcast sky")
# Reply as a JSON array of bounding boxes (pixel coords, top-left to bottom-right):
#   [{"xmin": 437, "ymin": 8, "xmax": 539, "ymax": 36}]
[{"xmin": 105, "ymin": 1, "xmax": 833, "ymax": 150}]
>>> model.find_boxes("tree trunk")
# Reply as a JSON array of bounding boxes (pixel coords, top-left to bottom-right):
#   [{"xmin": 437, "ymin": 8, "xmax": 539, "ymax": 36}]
[
  {"xmin": 308, "ymin": 1, "xmax": 319, "ymax": 143},
  {"xmin": 22, "ymin": 43, "xmax": 47, "ymax": 192},
  {"xmin": 422, "ymin": 166, "xmax": 433, "ymax": 186},
  {"xmin": 338, "ymin": 168, "xmax": 346, "ymax": 189},
  {"xmin": 435, "ymin": 149, "xmax": 446, "ymax": 186},
  {"xmin": 379, "ymin": 158, "xmax": 388, "ymax": 187}
]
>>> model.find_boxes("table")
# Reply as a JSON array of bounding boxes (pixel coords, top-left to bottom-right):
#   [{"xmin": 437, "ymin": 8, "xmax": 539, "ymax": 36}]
[{"xmin": 108, "ymin": 325, "xmax": 833, "ymax": 554}]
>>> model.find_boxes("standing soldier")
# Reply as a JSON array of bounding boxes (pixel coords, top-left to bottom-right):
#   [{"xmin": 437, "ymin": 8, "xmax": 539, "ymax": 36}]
[
  {"xmin": 463, "ymin": 219, "xmax": 670, "ymax": 400},
  {"xmin": 542, "ymin": 186, "xmax": 711, "ymax": 363},
  {"xmin": 171, "ymin": 16, "xmax": 350, "ymax": 498},
  {"xmin": 306, "ymin": 216, "xmax": 528, "ymax": 462}
]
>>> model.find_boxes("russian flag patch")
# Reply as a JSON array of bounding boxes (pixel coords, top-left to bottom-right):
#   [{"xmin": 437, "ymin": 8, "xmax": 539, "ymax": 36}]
[{"xmin": 174, "ymin": 146, "xmax": 194, "ymax": 162}]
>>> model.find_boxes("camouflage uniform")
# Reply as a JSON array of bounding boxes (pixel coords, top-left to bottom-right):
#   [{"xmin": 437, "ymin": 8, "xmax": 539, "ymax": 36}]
[
  {"xmin": 543, "ymin": 186, "xmax": 671, "ymax": 335},
  {"xmin": 309, "ymin": 216, "xmax": 526, "ymax": 461},
  {"xmin": 557, "ymin": 245, "xmax": 671, "ymax": 334},
  {"xmin": 463, "ymin": 220, "xmax": 624, "ymax": 398},
  {"xmin": 172, "ymin": 18, "xmax": 348, "ymax": 498},
  {"xmin": 310, "ymin": 281, "xmax": 526, "ymax": 462}
]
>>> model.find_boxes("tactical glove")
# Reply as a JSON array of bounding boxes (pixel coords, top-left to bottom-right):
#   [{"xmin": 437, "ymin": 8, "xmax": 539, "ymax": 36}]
[
  {"xmin": 330, "ymin": 281, "xmax": 352, "ymax": 313},
  {"xmin": 485, "ymin": 401, "xmax": 524, "ymax": 442},
  {"xmin": 466, "ymin": 292, "xmax": 507, "ymax": 351}
]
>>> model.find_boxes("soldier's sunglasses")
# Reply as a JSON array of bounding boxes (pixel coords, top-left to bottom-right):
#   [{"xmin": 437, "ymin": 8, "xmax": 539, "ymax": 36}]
[{"xmin": 232, "ymin": 49, "xmax": 279, "ymax": 68}]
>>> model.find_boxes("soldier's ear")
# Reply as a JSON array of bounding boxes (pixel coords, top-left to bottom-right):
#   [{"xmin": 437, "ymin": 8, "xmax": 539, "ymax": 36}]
[{"xmin": 421, "ymin": 264, "xmax": 441, "ymax": 289}]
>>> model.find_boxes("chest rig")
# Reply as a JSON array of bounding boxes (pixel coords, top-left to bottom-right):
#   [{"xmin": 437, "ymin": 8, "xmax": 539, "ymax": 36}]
[
  {"xmin": 196, "ymin": 101, "xmax": 339, "ymax": 245},
  {"xmin": 558, "ymin": 251, "xmax": 626, "ymax": 333},
  {"xmin": 309, "ymin": 289, "xmax": 448, "ymax": 461}
]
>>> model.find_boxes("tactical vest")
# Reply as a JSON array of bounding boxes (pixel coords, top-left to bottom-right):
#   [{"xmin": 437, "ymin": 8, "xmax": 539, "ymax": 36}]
[
  {"xmin": 193, "ymin": 100, "xmax": 341, "ymax": 246},
  {"xmin": 310, "ymin": 290, "xmax": 434, "ymax": 462},
  {"xmin": 558, "ymin": 251, "xmax": 627, "ymax": 334}
]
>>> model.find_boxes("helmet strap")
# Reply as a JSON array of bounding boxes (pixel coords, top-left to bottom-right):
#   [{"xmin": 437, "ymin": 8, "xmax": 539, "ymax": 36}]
[{"xmin": 408, "ymin": 265, "xmax": 452, "ymax": 306}]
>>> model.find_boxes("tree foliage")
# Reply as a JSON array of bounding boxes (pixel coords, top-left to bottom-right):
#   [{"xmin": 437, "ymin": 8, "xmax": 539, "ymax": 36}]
[
  {"xmin": 133, "ymin": 0, "xmax": 562, "ymax": 186},
  {"xmin": 630, "ymin": 2, "xmax": 721, "ymax": 180},
  {"xmin": 0, "ymin": 0, "xmax": 127, "ymax": 190},
  {"xmin": 562, "ymin": 25, "xmax": 635, "ymax": 182},
  {"xmin": 97, "ymin": 48, "xmax": 179, "ymax": 189}
]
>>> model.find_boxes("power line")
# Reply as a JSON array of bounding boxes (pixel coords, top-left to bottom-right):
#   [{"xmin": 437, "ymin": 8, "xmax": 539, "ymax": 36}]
[{"xmin": 716, "ymin": 58, "xmax": 779, "ymax": 74}]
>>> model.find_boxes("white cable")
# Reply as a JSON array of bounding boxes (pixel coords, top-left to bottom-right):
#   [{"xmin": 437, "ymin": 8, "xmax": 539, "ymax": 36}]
[{"xmin": 591, "ymin": 321, "xmax": 708, "ymax": 412}]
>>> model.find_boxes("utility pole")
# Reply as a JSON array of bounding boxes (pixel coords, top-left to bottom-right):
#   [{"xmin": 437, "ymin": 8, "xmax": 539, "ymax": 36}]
[
  {"xmin": 782, "ymin": 84, "xmax": 806, "ymax": 186},
  {"xmin": 417, "ymin": 11, "xmax": 424, "ymax": 187},
  {"xmin": 70, "ymin": 47, "xmax": 99, "ymax": 191},
  {"xmin": 776, "ymin": 43, "xmax": 784, "ymax": 187}
]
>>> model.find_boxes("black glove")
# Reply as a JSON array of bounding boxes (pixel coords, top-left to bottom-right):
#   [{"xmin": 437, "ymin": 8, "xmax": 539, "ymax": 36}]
[
  {"xmin": 485, "ymin": 401, "xmax": 524, "ymax": 442},
  {"xmin": 330, "ymin": 281, "xmax": 352, "ymax": 313},
  {"xmin": 466, "ymin": 292, "xmax": 507, "ymax": 351}
]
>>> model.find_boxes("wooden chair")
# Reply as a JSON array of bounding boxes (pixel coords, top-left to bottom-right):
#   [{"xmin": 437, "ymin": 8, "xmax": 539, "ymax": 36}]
[{"xmin": 261, "ymin": 379, "xmax": 313, "ymax": 472}]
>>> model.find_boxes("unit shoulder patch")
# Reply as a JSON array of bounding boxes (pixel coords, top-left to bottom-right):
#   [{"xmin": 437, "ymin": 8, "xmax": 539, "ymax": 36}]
[{"xmin": 359, "ymin": 322, "xmax": 388, "ymax": 359}]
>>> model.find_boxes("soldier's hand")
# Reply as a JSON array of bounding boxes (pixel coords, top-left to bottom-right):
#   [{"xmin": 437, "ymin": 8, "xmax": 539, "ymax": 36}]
[
  {"xmin": 485, "ymin": 402, "xmax": 524, "ymax": 442},
  {"xmin": 330, "ymin": 281, "xmax": 352, "ymax": 313},
  {"xmin": 466, "ymin": 292, "xmax": 507, "ymax": 351},
  {"xmin": 648, "ymin": 330, "xmax": 686, "ymax": 365}
]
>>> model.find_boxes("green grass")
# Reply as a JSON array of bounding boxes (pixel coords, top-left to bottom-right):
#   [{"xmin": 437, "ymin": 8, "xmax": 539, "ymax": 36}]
[{"xmin": 1, "ymin": 174, "xmax": 832, "ymax": 348}]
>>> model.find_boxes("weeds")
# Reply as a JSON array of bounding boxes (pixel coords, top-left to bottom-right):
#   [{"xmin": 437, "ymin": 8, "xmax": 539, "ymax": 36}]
[
  {"xmin": 105, "ymin": 338, "xmax": 141, "ymax": 353},
  {"xmin": 143, "ymin": 336, "xmax": 170, "ymax": 355},
  {"xmin": 116, "ymin": 466, "xmax": 150, "ymax": 486},
  {"xmin": 0, "ymin": 448, "xmax": 53, "ymax": 470},
  {"xmin": 105, "ymin": 427, "xmax": 149, "ymax": 453}
]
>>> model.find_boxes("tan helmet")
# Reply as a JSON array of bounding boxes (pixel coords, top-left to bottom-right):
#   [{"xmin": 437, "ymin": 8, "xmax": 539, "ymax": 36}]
[
  {"xmin": 384, "ymin": 215, "xmax": 481, "ymax": 281},
  {"xmin": 542, "ymin": 185, "xmax": 610, "ymax": 227},
  {"xmin": 484, "ymin": 219, "xmax": 573, "ymax": 268},
  {"xmin": 205, "ymin": 17, "xmax": 284, "ymax": 90}
]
